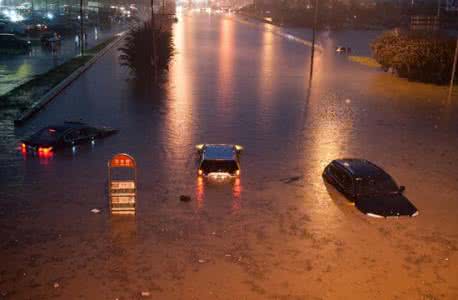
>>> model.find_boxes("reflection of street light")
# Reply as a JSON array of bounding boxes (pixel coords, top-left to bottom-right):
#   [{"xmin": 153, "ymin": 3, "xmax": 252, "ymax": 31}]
[
  {"xmin": 448, "ymin": 38, "xmax": 458, "ymax": 101},
  {"xmin": 309, "ymin": 0, "xmax": 319, "ymax": 81}
]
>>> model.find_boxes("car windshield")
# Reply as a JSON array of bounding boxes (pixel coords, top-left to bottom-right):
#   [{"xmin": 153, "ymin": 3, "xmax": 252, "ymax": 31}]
[
  {"xmin": 32, "ymin": 128, "xmax": 62, "ymax": 143},
  {"xmin": 201, "ymin": 160, "xmax": 238, "ymax": 174},
  {"xmin": 357, "ymin": 175, "xmax": 399, "ymax": 196}
]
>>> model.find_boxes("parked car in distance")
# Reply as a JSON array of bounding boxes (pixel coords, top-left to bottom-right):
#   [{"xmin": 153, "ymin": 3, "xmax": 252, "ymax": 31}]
[
  {"xmin": 196, "ymin": 144, "xmax": 243, "ymax": 179},
  {"xmin": 21, "ymin": 121, "xmax": 119, "ymax": 154},
  {"xmin": 0, "ymin": 33, "xmax": 31, "ymax": 53},
  {"xmin": 323, "ymin": 159, "xmax": 418, "ymax": 218}
]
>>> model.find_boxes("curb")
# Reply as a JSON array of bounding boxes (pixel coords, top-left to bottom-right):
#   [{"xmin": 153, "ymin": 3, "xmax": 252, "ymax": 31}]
[
  {"xmin": 14, "ymin": 32, "xmax": 126, "ymax": 127},
  {"xmin": 0, "ymin": 78, "xmax": 30, "ymax": 97},
  {"xmin": 234, "ymin": 13, "xmax": 323, "ymax": 52}
]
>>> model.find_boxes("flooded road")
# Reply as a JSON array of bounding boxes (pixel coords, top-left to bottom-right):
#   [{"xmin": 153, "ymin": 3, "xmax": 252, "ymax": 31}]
[{"xmin": 1, "ymin": 12, "xmax": 458, "ymax": 299}]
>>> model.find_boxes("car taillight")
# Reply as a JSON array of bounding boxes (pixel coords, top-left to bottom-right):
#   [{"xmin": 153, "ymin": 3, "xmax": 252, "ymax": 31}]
[
  {"xmin": 38, "ymin": 147, "xmax": 53, "ymax": 153},
  {"xmin": 236, "ymin": 170, "xmax": 240, "ymax": 176},
  {"xmin": 21, "ymin": 143, "xmax": 26, "ymax": 149},
  {"xmin": 198, "ymin": 169, "xmax": 203, "ymax": 176}
]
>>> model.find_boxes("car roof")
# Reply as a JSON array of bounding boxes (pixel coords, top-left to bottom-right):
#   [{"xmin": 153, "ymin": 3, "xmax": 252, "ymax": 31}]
[
  {"xmin": 202, "ymin": 144, "xmax": 236, "ymax": 161},
  {"xmin": 41, "ymin": 122, "xmax": 90, "ymax": 133},
  {"xmin": 333, "ymin": 159, "xmax": 386, "ymax": 178}
]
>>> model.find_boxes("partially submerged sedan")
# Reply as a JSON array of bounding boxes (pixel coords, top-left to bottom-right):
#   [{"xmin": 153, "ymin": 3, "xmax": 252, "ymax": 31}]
[
  {"xmin": 323, "ymin": 159, "xmax": 418, "ymax": 218},
  {"xmin": 21, "ymin": 121, "xmax": 118, "ymax": 153},
  {"xmin": 196, "ymin": 144, "xmax": 243, "ymax": 179}
]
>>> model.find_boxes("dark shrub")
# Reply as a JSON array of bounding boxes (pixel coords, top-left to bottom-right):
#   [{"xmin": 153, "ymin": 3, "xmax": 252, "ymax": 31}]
[
  {"xmin": 119, "ymin": 21, "xmax": 174, "ymax": 80},
  {"xmin": 371, "ymin": 31, "xmax": 456, "ymax": 84}
]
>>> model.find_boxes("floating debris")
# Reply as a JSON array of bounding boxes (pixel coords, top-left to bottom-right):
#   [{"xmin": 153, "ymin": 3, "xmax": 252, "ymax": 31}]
[
  {"xmin": 180, "ymin": 195, "xmax": 191, "ymax": 202},
  {"xmin": 53, "ymin": 282, "xmax": 60, "ymax": 289},
  {"xmin": 198, "ymin": 259, "xmax": 206, "ymax": 264},
  {"xmin": 91, "ymin": 208, "xmax": 101, "ymax": 214},
  {"xmin": 141, "ymin": 291, "xmax": 151, "ymax": 297},
  {"xmin": 280, "ymin": 176, "xmax": 302, "ymax": 184}
]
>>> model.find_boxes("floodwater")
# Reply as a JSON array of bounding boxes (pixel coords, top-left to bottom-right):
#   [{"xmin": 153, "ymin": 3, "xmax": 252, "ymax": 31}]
[{"xmin": 1, "ymin": 12, "xmax": 458, "ymax": 299}]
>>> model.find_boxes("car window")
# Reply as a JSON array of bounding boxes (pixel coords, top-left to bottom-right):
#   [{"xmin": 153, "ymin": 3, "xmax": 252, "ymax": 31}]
[
  {"xmin": 33, "ymin": 128, "xmax": 60, "ymax": 143},
  {"xmin": 330, "ymin": 165, "xmax": 353, "ymax": 192},
  {"xmin": 340, "ymin": 170, "xmax": 353, "ymax": 192},
  {"xmin": 357, "ymin": 175, "xmax": 399, "ymax": 196}
]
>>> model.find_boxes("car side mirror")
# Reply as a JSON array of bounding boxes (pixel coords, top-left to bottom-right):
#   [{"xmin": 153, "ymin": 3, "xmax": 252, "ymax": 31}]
[
  {"xmin": 399, "ymin": 186, "xmax": 406, "ymax": 193},
  {"xmin": 196, "ymin": 144, "xmax": 204, "ymax": 154}
]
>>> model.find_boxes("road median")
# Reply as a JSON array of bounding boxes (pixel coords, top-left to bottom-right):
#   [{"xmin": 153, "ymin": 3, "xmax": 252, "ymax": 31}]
[{"xmin": 0, "ymin": 33, "xmax": 126, "ymax": 127}]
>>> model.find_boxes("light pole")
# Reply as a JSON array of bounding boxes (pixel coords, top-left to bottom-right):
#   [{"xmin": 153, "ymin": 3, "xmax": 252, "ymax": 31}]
[
  {"xmin": 80, "ymin": 0, "xmax": 84, "ymax": 56},
  {"xmin": 437, "ymin": 0, "xmax": 441, "ymax": 18},
  {"xmin": 151, "ymin": 0, "xmax": 158, "ymax": 82}
]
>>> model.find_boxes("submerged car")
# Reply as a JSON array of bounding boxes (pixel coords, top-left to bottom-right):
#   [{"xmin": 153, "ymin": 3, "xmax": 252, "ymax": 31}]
[
  {"xmin": 0, "ymin": 33, "xmax": 31, "ymax": 53},
  {"xmin": 322, "ymin": 159, "xmax": 418, "ymax": 218},
  {"xmin": 196, "ymin": 144, "xmax": 243, "ymax": 178},
  {"xmin": 21, "ymin": 121, "xmax": 118, "ymax": 153}
]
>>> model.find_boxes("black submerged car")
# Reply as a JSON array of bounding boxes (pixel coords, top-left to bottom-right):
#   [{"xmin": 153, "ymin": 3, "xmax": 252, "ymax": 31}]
[
  {"xmin": 323, "ymin": 159, "xmax": 418, "ymax": 218},
  {"xmin": 21, "ymin": 121, "xmax": 118, "ymax": 153}
]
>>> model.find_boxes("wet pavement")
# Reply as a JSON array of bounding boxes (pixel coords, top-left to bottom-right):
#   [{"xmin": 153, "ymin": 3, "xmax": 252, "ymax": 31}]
[
  {"xmin": 1, "ymin": 12, "xmax": 458, "ymax": 299},
  {"xmin": 0, "ymin": 23, "xmax": 128, "ymax": 96}
]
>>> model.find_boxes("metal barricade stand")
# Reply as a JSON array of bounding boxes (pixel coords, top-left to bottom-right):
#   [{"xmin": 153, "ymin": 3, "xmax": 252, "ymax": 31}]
[{"xmin": 108, "ymin": 153, "xmax": 137, "ymax": 215}]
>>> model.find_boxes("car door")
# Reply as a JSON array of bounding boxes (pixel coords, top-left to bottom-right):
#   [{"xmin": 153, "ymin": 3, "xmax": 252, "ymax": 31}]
[{"xmin": 331, "ymin": 165, "xmax": 355, "ymax": 200}]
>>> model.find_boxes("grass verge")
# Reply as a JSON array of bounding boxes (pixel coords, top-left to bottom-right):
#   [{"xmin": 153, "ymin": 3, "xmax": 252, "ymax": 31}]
[
  {"xmin": 0, "ymin": 36, "xmax": 117, "ymax": 115},
  {"xmin": 348, "ymin": 56, "xmax": 381, "ymax": 68}
]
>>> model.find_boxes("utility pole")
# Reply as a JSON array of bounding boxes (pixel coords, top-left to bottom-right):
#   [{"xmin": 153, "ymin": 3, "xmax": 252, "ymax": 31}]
[
  {"xmin": 448, "ymin": 38, "xmax": 458, "ymax": 100},
  {"xmin": 309, "ymin": 0, "xmax": 319, "ymax": 81},
  {"xmin": 437, "ymin": 0, "xmax": 441, "ymax": 18},
  {"xmin": 80, "ymin": 0, "xmax": 84, "ymax": 56},
  {"xmin": 151, "ymin": 0, "xmax": 158, "ymax": 82}
]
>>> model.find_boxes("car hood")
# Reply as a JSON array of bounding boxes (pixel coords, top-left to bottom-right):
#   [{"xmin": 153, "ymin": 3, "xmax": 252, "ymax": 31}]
[
  {"xmin": 22, "ymin": 137, "xmax": 55, "ymax": 147},
  {"xmin": 356, "ymin": 193, "xmax": 418, "ymax": 218}
]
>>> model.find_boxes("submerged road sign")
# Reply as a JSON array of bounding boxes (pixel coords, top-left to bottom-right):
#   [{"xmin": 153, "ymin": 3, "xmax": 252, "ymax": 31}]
[{"xmin": 108, "ymin": 153, "xmax": 137, "ymax": 215}]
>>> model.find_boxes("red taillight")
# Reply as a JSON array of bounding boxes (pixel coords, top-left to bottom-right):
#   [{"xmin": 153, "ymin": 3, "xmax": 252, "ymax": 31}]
[
  {"xmin": 236, "ymin": 170, "xmax": 240, "ymax": 176},
  {"xmin": 38, "ymin": 147, "xmax": 53, "ymax": 153},
  {"xmin": 21, "ymin": 143, "xmax": 26, "ymax": 149},
  {"xmin": 198, "ymin": 169, "xmax": 203, "ymax": 176}
]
